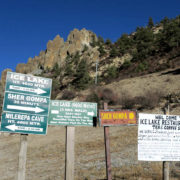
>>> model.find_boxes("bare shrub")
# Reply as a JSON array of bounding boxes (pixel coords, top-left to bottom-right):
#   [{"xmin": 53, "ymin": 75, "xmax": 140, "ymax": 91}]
[
  {"xmin": 86, "ymin": 87, "xmax": 119, "ymax": 106},
  {"xmin": 98, "ymin": 88, "xmax": 119, "ymax": 105},
  {"xmin": 135, "ymin": 89, "xmax": 164, "ymax": 110},
  {"xmin": 86, "ymin": 92, "xmax": 100, "ymax": 104},
  {"xmin": 61, "ymin": 89, "xmax": 76, "ymax": 100},
  {"xmin": 119, "ymin": 91, "xmax": 135, "ymax": 109}
]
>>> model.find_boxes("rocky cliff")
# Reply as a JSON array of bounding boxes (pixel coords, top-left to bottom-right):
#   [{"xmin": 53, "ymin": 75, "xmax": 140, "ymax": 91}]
[{"xmin": 16, "ymin": 28, "xmax": 98, "ymax": 74}]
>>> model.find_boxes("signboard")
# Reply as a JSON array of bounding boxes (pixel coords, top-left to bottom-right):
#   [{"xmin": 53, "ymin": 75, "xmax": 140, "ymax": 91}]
[
  {"xmin": 1, "ymin": 72, "xmax": 52, "ymax": 135},
  {"xmin": 49, "ymin": 100, "xmax": 97, "ymax": 126},
  {"xmin": 99, "ymin": 110, "xmax": 137, "ymax": 126},
  {"xmin": 138, "ymin": 113, "xmax": 180, "ymax": 161}
]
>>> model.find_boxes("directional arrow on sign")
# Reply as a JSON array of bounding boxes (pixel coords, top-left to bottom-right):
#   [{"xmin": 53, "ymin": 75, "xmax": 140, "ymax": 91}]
[
  {"xmin": 6, "ymin": 124, "xmax": 43, "ymax": 132},
  {"xmin": 7, "ymin": 105, "xmax": 45, "ymax": 113},
  {"xmin": 51, "ymin": 110, "xmax": 59, "ymax": 114},
  {"xmin": 87, "ymin": 111, "xmax": 94, "ymax": 116},
  {"xmin": 9, "ymin": 85, "xmax": 46, "ymax": 95}
]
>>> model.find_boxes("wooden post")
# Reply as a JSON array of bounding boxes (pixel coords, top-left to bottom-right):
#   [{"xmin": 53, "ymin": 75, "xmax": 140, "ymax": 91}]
[
  {"xmin": 17, "ymin": 134, "xmax": 28, "ymax": 180},
  {"xmin": 163, "ymin": 161, "xmax": 169, "ymax": 180},
  {"xmin": 104, "ymin": 102, "xmax": 112, "ymax": 180},
  {"xmin": 163, "ymin": 105, "xmax": 170, "ymax": 180},
  {"xmin": 65, "ymin": 126, "xmax": 75, "ymax": 180}
]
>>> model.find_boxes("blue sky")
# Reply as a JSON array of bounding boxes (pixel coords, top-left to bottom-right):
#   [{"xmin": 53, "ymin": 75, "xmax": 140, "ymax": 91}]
[{"xmin": 0, "ymin": 0, "xmax": 180, "ymax": 76}]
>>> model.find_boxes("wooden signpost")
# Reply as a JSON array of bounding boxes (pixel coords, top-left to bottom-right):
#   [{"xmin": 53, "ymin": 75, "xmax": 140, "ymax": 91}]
[
  {"xmin": 17, "ymin": 134, "xmax": 28, "ymax": 180},
  {"xmin": 100, "ymin": 104, "xmax": 137, "ymax": 180},
  {"xmin": 163, "ymin": 105, "xmax": 170, "ymax": 180},
  {"xmin": 138, "ymin": 109, "xmax": 180, "ymax": 180},
  {"xmin": 103, "ymin": 103, "xmax": 112, "ymax": 180},
  {"xmin": 1, "ymin": 72, "xmax": 52, "ymax": 180},
  {"xmin": 65, "ymin": 127, "xmax": 75, "ymax": 180},
  {"xmin": 49, "ymin": 100, "xmax": 97, "ymax": 180}
]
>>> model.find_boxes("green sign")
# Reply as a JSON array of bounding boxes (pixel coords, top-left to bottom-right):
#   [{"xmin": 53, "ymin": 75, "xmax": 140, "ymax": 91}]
[
  {"xmin": 1, "ymin": 112, "xmax": 47, "ymax": 135},
  {"xmin": 5, "ymin": 72, "xmax": 51, "ymax": 97},
  {"xmin": 3, "ymin": 92, "xmax": 49, "ymax": 115},
  {"xmin": 1, "ymin": 72, "xmax": 52, "ymax": 135},
  {"xmin": 49, "ymin": 100, "xmax": 97, "ymax": 126}
]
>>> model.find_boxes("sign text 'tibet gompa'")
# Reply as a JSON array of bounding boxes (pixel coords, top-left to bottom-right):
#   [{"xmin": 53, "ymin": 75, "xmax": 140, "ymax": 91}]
[
  {"xmin": 49, "ymin": 100, "xmax": 97, "ymax": 126},
  {"xmin": 1, "ymin": 72, "xmax": 52, "ymax": 135},
  {"xmin": 99, "ymin": 110, "xmax": 137, "ymax": 126}
]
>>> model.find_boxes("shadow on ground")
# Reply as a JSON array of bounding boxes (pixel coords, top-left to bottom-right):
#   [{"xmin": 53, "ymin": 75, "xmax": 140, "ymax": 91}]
[{"xmin": 161, "ymin": 68, "xmax": 180, "ymax": 75}]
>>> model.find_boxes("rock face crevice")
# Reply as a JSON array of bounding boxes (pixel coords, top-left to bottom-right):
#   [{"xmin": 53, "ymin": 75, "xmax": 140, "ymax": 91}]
[{"xmin": 16, "ymin": 29, "xmax": 97, "ymax": 74}]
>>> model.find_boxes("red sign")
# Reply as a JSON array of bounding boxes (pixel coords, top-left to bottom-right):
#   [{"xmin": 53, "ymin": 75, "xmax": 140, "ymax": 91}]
[{"xmin": 99, "ymin": 110, "xmax": 137, "ymax": 126}]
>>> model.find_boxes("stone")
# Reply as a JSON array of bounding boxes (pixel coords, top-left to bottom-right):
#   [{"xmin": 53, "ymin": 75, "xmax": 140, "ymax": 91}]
[
  {"xmin": 1, "ymin": 69, "xmax": 12, "ymax": 90},
  {"xmin": 47, "ymin": 35, "xmax": 64, "ymax": 52}
]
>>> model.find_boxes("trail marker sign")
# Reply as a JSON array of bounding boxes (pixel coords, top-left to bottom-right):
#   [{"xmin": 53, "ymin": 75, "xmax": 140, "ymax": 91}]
[
  {"xmin": 99, "ymin": 110, "xmax": 137, "ymax": 126},
  {"xmin": 49, "ymin": 100, "xmax": 97, "ymax": 126},
  {"xmin": 1, "ymin": 72, "xmax": 52, "ymax": 135}
]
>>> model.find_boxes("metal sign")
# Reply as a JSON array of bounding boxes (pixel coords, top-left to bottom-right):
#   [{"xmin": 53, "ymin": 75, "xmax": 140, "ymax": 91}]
[
  {"xmin": 1, "ymin": 72, "xmax": 52, "ymax": 135},
  {"xmin": 138, "ymin": 113, "xmax": 180, "ymax": 161},
  {"xmin": 49, "ymin": 100, "xmax": 97, "ymax": 126},
  {"xmin": 99, "ymin": 110, "xmax": 137, "ymax": 126}
]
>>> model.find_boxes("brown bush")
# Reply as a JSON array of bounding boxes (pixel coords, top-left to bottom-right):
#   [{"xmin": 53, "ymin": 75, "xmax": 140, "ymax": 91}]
[
  {"xmin": 61, "ymin": 89, "xmax": 76, "ymax": 100},
  {"xmin": 119, "ymin": 89, "xmax": 164, "ymax": 110},
  {"xmin": 135, "ymin": 89, "xmax": 164, "ymax": 110},
  {"xmin": 119, "ymin": 91, "xmax": 135, "ymax": 109},
  {"xmin": 86, "ymin": 87, "xmax": 119, "ymax": 107}
]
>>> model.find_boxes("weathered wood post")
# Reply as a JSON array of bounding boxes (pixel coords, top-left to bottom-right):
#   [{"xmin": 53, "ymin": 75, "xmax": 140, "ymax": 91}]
[
  {"xmin": 103, "ymin": 102, "xmax": 112, "ymax": 180},
  {"xmin": 17, "ymin": 134, "xmax": 28, "ymax": 180},
  {"xmin": 163, "ymin": 104, "xmax": 170, "ymax": 180},
  {"xmin": 65, "ymin": 126, "xmax": 75, "ymax": 180}
]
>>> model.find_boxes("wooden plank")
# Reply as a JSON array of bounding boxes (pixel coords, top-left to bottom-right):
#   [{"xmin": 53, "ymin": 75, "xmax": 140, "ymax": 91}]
[
  {"xmin": 103, "ymin": 102, "xmax": 112, "ymax": 180},
  {"xmin": 163, "ymin": 105, "xmax": 170, "ymax": 180},
  {"xmin": 65, "ymin": 126, "xmax": 75, "ymax": 180},
  {"xmin": 17, "ymin": 134, "xmax": 28, "ymax": 180},
  {"xmin": 163, "ymin": 161, "xmax": 169, "ymax": 180}
]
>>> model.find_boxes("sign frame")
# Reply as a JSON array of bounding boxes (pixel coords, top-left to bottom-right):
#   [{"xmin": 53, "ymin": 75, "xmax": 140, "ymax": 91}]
[
  {"xmin": 138, "ymin": 113, "xmax": 180, "ymax": 161},
  {"xmin": 1, "ymin": 71, "xmax": 52, "ymax": 135},
  {"xmin": 49, "ymin": 100, "xmax": 97, "ymax": 127},
  {"xmin": 99, "ymin": 109, "xmax": 137, "ymax": 126}
]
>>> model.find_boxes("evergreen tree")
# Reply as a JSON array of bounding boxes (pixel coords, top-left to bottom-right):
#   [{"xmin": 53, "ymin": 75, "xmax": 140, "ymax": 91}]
[
  {"xmin": 98, "ymin": 45, "xmax": 106, "ymax": 57},
  {"xmin": 90, "ymin": 34, "xmax": 97, "ymax": 47},
  {"xmin": 73, "ymin": 59, "xmax": 92, "ymax": 89},
  {"xmin": 110, "ymin": 46, "xmax": 119, "ymax": 57},
  {"xmin": 148, "ymin": 17, "xmax": 154, "ymax": 28},
  {"xmin": 105, "ymin": 39, "xmax": 112, "ymax": 46},
  {"xmin": 106, "ymin": 65, "xmax": 118, "ymax": 79},
  {"xmin": 52, "ymin": 62, "xmax": 60, "ymax": 77},
  {"xmin": 133, "ymin": 27, "xmax": 154, "ymax": 61},
  {"xmin": 97, "ymin": 36, "xmax": 104, "ymax": 45},
  {"xmin": 156, "ymin": 17, "xmax": 180, "ymax": 52},
  {"xmin": 116, "ymin": 33, "xmax": 134, "ymax": 55}
]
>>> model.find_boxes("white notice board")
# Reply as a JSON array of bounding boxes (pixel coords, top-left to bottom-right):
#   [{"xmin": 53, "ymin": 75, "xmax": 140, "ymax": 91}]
[{"xmin": 138, "ymin": 113, "xmax": 180, "ymax": 161}]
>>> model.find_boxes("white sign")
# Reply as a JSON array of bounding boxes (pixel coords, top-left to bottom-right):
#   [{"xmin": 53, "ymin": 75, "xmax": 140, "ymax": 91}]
[{"xmin": 138, "ymin": 113, "xmax": 180, "ymax": 161}]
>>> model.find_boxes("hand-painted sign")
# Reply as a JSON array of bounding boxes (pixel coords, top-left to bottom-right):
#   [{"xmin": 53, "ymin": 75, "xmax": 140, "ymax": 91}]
[
  {"xmin": 5, "ymin": 72, "xmax": 51, "ymax": 96},
  {"xmin": 138, "ymin": 113, "xmax": 180, "ymax": 161},
  {"xmin": 3, "ymin": 92, "xmax": 49, "ymax": 115},
  {"xmin": 99, "ymin": 110, "xmax": 137, "ymax": 126},
  {"xmin": 49, "ymin": 100, "xmax": 97, "ymax": 126},
  {"xmin": 1, "ymin": 72, "xmax": 52, "ymax": 135}
]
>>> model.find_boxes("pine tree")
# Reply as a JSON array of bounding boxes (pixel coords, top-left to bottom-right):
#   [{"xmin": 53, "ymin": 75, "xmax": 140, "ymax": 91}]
[
  {"xmin": 73, "ymin": 59, "xmax": 92, "ymax": 89},
  {"xmin": 148, "ymin": 17, "xmax": 154, "ymax": 28}
]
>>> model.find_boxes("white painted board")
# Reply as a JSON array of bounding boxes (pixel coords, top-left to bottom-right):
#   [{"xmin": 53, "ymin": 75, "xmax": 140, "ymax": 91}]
[{"xmin": 138, "ymin": 113, "xmax": 180, "ymax": 161}]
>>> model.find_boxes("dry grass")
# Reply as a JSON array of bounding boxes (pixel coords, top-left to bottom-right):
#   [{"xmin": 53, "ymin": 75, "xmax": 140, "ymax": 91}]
[
  {"xmin": 0, "ymin": 67, "xmax": 180, "ymax": 179},
  {"xmin": 1, "ymin": 125, "xmax": 180, "ymax": 179}
]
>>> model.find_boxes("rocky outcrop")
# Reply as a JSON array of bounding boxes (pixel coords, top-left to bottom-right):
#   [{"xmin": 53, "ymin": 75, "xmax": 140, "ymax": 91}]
[
  {"xmin": 15, "ymin": 29, "xmax": 97, "ymax": 74},
  {"xmin": 1, "ymin": 69, "xmax": 12, "ymax": 91}
]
